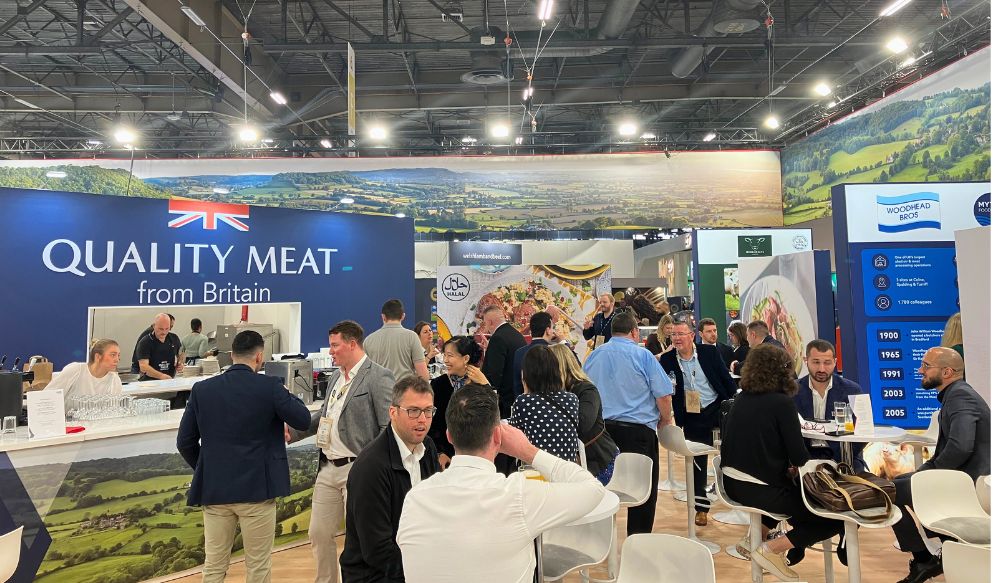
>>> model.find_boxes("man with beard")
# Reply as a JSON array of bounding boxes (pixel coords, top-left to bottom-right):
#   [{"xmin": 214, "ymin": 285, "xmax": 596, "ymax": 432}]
[
  {"xmin": 583, "ymin": 293, "xmax": 619, "ymax": 348},
  {"xmin": 890, "ymin": 347, "xmax": 990, "ymax": 583},
  {"xmin": 341, "ymin": 375, "xmax": 440, "ymax": 582},
  {"xmin": 793, "ymin": 339, "xmax": 864, "ymax": 468}
]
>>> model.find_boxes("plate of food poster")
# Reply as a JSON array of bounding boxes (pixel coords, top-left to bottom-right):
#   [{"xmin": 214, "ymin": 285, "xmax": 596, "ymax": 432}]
[{"xmin": 740, "ymin": 274, "xmax": 815, "ymax": 375}]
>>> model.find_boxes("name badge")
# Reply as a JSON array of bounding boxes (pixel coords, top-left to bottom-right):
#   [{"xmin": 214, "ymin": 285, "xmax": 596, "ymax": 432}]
[
  {"xmin": 594, "ymin": 335, "xmax": 606, "ymax": 348},
  {"xmin": 685, "ymin": 390, "xmax": 702, "ymax": 414},
  {"xmin": 317, "ymin": 416, "xmax": 333, "ymax": 448}
]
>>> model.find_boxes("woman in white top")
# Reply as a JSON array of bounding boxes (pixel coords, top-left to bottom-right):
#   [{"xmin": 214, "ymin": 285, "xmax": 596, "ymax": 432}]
[{"xmin": 45, "ymin": 339, "xmax": 123, "ymax": 401}]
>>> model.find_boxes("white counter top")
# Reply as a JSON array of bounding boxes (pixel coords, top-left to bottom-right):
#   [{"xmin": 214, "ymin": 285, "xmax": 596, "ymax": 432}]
[
  {"xmin": 122, "ymin": 375, "xmax": 215, "ymax": 396},
  {"xmin": 0, "ymin": 409, "xmax": 186, "ymax": 453}
]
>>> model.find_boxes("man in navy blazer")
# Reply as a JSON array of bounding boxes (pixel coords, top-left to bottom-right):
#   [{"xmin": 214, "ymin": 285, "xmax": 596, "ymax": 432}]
[
  {"xmin": 793, "ymin": 339, "xmax": 864, "ymax": 468},
  {"xmin": 511, "ymin": 311, "xmax": 557, "ymax": 396},
  {"xmin": 177, "ymin": 330, "xmax": 311, "ymax": 583},
  {"xmin": 660, "ymin": 316, "xmax": 738, "ymax": 526}
]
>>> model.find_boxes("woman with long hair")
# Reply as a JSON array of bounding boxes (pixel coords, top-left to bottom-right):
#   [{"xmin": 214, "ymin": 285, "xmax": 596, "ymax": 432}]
[
  {"xmin": 728, "ymin": 320, "xmax": 750, "ymax": 372},
  {"xmin": 509, "ymin": 345, "xmax": 580, "ymax": 462},
  {"xmin": 550, "ymin": 343, "xmax": 618, "ymax": 484},
  {"xmin": 940, "ymin": 312, "xmax": 963, "ymax": 358},
  {"xmin": 413, "ymin": 320, "xmax": 440, "ymax": 363},
  {"xmin": 428, "ymin": 335, "xmax": 488, "ymax": 469},
  {"xmin": 645, "ymin": 313, "xmax": 674, "ymax": 356}
]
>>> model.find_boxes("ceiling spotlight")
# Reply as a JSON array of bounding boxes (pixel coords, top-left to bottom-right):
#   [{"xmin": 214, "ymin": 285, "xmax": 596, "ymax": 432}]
[
  {"xmin": 461, "ymin": 136, "xmax": 478, "ymax": 144},
  {"xmin": 269, "ymin": 91, "xmax": 288, "ymax": 105},
  {"xmin": 879, "ymin": 0, "xmax": 913, "ymax": 17},
  {"xmin": 86, "ymin": 139, "xmax": 103, "ymax": 146},
  {"xmin": 166, "ymin": 111, "xmax": 183, "ymax": 122},
  {"xmin": 764, "ymin": 115, "xmax": 780, "ymax": 129},
  {"xmin": 886, "ymin": 36, "xmax": 908, "ymax": 54},
  {"xmin": 237, "ymin": 125, "xmax": 259, "ymax": 142},
  {"xmin": 113, "ymin": 126, "xmax": 137, "ymax": 144},
  {"xmin": 522, "ymin": 87, "xmax": 534, "ymax": 101},
  {"xmin": 369, "ymin": 126, "xmax": 388, "ymax": 141},
  {"xmin": 702, "ymin": 132, "xmax": 717, "ymax": 142},
  {"xmin": 826, "ymin": 100, "xmax": 838, "ymax": 109},
  {"xmin": 537, "ymin": 0, "xmax": 555, "ymax": 21},
  {"xmin": 394, "ymin": 212, "xmax": 406, "ymax": 218},
  {"xmin": 618, "ymin": 122, "xmax": 638, "ymax": 137},
  {"xmin": 813, "ymin": 82, "xmax": 833, "ymax": 96},
  {"xmin": 261, "ymin": 137, "xmax": 275, "ymax": 144},
  {"xmin": 490, "ymin": 123, "xmax": 510, "ymax": 139},
  {"xmin": 180, "ymin": 5, "xmax": 207, "ymax": 27},
  {"xmin": 339, "ymin": 197, "xmax": 355, "ymax": 204},
  {"xmin": 640, "ymin": 132, "xmax": 656, "ymax": 140},
  {"xmin": 514, "ymin": 136, "xmax": 524, "ymax": 145},
  {"xmin": 45, "ymin": 170, "xmax": 67, "ymax": 179},
  {"xmin": 319, "ymin": 138, "xmax": 333, "ymax": 148}
]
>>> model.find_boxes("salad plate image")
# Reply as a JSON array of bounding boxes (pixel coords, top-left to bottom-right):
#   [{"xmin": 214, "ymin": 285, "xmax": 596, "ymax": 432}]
[{"xmin": 740, "ymin": 275, "xmax": 816, "ymax": 375}]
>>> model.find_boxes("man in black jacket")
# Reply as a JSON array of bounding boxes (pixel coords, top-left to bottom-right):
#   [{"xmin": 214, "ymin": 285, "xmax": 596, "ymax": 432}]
[
  {"xmin": 481, "ymin": 305, "xmax": 527, "ymax": 417},
  {"xmin": 698, "ymin": 317, "xmax": 736, "ymax": 367},
  {"xmin": 891, "ymin": 347, "xmax": 990, "ymax": 583},
  {"xmin": 341, "ymin": 375, "xmax": 440, "ymax": 582},
  {"xmin": 661, "ymin": 318, "xmax": 738, "ymax": 526}
]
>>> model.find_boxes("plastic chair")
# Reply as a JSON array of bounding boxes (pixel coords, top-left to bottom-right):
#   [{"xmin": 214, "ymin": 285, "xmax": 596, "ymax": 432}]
[
  {"xmin": 658, "ymin": 425, "xmax": 720, "ymax": 553},
  {"xmin": 798, "ymin": 459, "xmax": 902, "ymax": 583},
  {"xmin": 911, "ymin": 469, "xmax": 990, "ymax": 546},
  {"xmin": 541, "ymin": 515, "xmax": 614, "ymax": 582},
  {"xmin": 579, "ymin": 439, "xmax": 588, "ymax": 470},
  {"xmin": 658, "ymin": 450, "xmax": 687, "ymax": 492},
  {"xmin": 942, "ymin": 540, "xmax": 990, "ymax": 583},
  {"xmin": 616, "ymin": 533, "xmax": 715, "ymax": 583},
  {"xmin": 0, "ymin": 526, "xmax": 23, "ymax": 583},
  {"xmin": 605, "ymin": 453, "xmax": 653, "ymax": 509},
  {"xmin": 975, "ymin": 475, "xmax": 990, "ymax": 515}
]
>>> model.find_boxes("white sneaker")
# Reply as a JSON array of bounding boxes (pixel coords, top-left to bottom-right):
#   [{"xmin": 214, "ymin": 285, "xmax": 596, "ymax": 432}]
[
  {"xmin": 735, "ymin": 536, "xmax": 752, "ymax": 559},
  {"xmin": 751, "ymin": 545, "xmax": 800, "ymax": 582}
]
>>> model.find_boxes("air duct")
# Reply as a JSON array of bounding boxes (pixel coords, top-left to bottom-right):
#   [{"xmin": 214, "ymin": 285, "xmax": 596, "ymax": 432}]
[{"xmin": 671, "ymin": 0, "xmax": 762, "ymax": 78}]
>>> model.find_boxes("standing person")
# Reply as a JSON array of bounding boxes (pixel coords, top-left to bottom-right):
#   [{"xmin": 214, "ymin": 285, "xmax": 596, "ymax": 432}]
[
  {"xmin": 727, "ymin": 321, "xmax": 750, "ymax": 373},
  {"xmin": 396, "ymin": 384, "xmax": 605, "ymax": 583},
  {"xmin": 480, "ymin": 305, "xmax": 527, "ymax": 418},
  {"xmin": 44, "ymin": 339, "xmax": 123, "ymax": 402},
  {"xmin": 131, "ymin": 313, "xmax": 175, "ymax": 373},
  {"xmin": 582, "ymin": 293, "xmax": 619, "ymax": 347},
  {"xmin": 287, "ymin": 320, "xmax": 396, "ymax": 583},
  {"xmin": 413, "ymin": 321, "xmax": 440, "ymax": 365},
  {"xmin": 645, "ymin": 314, "xmax": 674, "ymax": 356},
  {"xmin": 509, "ymin": 345, "xmax": 580, "ymax": 462},
  {"xmin": 733, "ymin": 320, "xmax": 782, "ymax": 375},
  {"xmin": 582, "ymin": 312, "xmax": 674, "ymax": 534},
  {"xmin": 428, "ymin": 336, "xmax": 488, "ymax": 469},
  {"xmin": 364, "ymin": 299, "xmax": 430, "ymax": 381},
  {"xmin": 793, "ymin": 339, "xmax": 864, "ymax": 467},
  {"xmin": 550, "ymin": 343, "xmax": 618, "ymax": 484},
  {"xmin": 511, "ymin": 311, "xmax": 558, "ymax": 396},
  {"xmin": 181, "ymin": 318, "xmax": 213, "ymax": 362},
  {"xmin": 940, "ymin": 312, "xmax": 963, "ymax": 359},
  {"xmin": 340, "ymin": 375, "xmax": 441, "ymax": 583},
  {"xmin": 134, "ymin": 313, "xmax": 185, "ymax": 380},
  {"xmin": 176, "ymin": 330, "xmax": 311, "ymax": 583},
  {"xmin": 721, "ymin": 344, "xmax": 844, "ymax": 582},
  {"xmin": 698, "ymin": 317, "xmax": 737, "ymax": 368},
  {"xmin": 890, "ymin": 347, "xmax": 990, "ymax": 583},
  {"xmin": 660, "ymin": 317, "xmax": 738, "ymax": 526}
]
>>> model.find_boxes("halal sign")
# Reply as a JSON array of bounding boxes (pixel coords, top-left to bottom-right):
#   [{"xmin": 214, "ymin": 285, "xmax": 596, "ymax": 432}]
[{"xmin": 441, "ymin": 273, "xmax": 471, "ymax": 301}]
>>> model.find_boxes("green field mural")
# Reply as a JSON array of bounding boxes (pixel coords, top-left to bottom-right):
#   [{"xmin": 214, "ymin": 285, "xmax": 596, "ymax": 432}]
[{"xmin": 782, "ymin": 48, "xmax": 990, "ymax": 224}]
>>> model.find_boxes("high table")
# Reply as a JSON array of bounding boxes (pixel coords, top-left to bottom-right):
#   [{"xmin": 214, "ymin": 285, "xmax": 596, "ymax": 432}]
[
  {"xmin": 535, "ymin": 489, "xmax": 620, "ymax": 582},
  {"xmin": 801, "ymin": 426, "xmax": 907, "ymax": 464}
]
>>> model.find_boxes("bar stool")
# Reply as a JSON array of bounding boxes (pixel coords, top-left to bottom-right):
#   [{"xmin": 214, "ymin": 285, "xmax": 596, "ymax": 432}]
[
  {"xmin": 657, "ymin": 450, "xmax": 687, "ymax": 492},
  {"xmin": 658, "ymin": 425, "xmax": 720, "ymax": 554},
  {"xmin": 0, "ymin": 525, "xmax": 23, "ymax": 582}
]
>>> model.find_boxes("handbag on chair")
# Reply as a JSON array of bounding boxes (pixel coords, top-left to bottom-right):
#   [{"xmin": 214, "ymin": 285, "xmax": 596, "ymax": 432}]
[{"xmin": 803, "ymin": 462, "xmax": 897, "ymax": 520}]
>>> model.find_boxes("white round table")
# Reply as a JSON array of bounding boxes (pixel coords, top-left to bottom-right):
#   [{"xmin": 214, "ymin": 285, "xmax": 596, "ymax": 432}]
[{"xmin": 802, "ymin": 426, "xmax": 907, "ymax": 464}]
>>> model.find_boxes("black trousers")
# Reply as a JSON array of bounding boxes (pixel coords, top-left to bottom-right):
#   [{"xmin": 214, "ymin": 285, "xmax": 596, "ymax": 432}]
[
  {"xmin": 891, "ymin": 472, "xmax": 934, "ymax": 554},
  {"xmin": 725, "ymin": 477, "xmax": 843, "ymax": 548},
  {"xmin": 605, "ymin": 420, "xmax": 659, "ymax": 535},
  {"xmin": 681, "ymin": 399, "xmax": 721, "ymax": 512}
]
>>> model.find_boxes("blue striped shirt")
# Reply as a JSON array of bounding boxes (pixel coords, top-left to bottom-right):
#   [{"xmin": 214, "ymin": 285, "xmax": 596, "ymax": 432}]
[{"xmin": 583, "ymin": 337, "xmax": 674, "ymax": 431}]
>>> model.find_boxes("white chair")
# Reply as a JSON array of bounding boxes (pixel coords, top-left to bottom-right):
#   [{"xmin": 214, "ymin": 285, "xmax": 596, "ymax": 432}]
[
  {"xmin": 975, "ymin": 475, "xmax": 990, "ymax": 515},
  {"xmin": 616, "ymin": 533, "xmax": 715, "ymax": 583},
  {"xmin": 591, "ymin": 452, "xmax": 652, "ymax": 582},
  {"xmin": 658, "ymin": 425, "xmax": 720, "ymax": 553},
  {"xmin": 798, "ymin": 459, "xmax": 902, "ymax": 583},
  {"xmin": 0, "ymin": 526, "xmax": 24, "ymax": 583},
  {"xmin": 579, "ymin": 439, "xmax": 588, "ymax": 470},
  {"xmin": 911, "ymin": 469, "xmax": 990, "ymax": 547},
  {"xmin": 942, "ymin": 540, "xmax": 990, "ymax": 583},
  {"xmin": 658, "ymin": 450, "xmax": 687, "ymax": 492},
  {"xmin": 541, "ymin": 515, "xmax": 614, "ymax": 582},
  {"xmin": 894, "ymin": 410, "xmax": 939, "ymax": 459}
]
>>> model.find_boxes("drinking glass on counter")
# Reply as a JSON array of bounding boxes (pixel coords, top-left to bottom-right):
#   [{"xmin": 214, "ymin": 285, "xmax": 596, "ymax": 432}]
[
  {"xmin": 833, "ymin": 401, "xmax": 848, "ymax": 430},
  {"xmin": 2, "ymin": 416, "xmax": 15, "ymax": 434}
]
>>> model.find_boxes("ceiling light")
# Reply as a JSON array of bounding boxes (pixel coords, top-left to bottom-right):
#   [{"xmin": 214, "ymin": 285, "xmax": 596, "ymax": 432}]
[
  {"xmin": 269, "ymin": 91, "xmax": 288, "ymax": 105},
  {"xmin": 702, "ymin": 132, "xmax": 717, "ymax": 141},
  {"xmin": 212, "ymin": 187, "xmax": 230, "ymax": 194},
  {"xmin": 369, "ymin": 126, "xmax": 388, "ymax": 141},
  {"xmin": 86, "ymin": 139, "xmax": 103, "ymax": 146},
  {"xmin": 180, "ymin": 5, "xmax": 206, "ymax": 27},
  {"xmin": 113, "ymin": 126, "xmax": 137, "ymax": 144},
  {"xmin": 764, "ymin": 115, "xmax": 780, "ymax": 129},
  {"xmin": 395, "ymin": 212, "xmax": 406, "ymax": 218},
  {"xmin": 45, "ymin": 170, "xmax": 67, "ymax": 179},
  {"xmin": 640, "ymin": 132, "xmax": 656, "ymax": 140},
  {"xmin": 522, "ymin": 87, "xmax": 534, "ymax": 101},
  {"xmin": 514, "ymin": 136, "xmax": 524, "ymax": 145},
  {"xmin": 490, "ymin": 123, "xmax": 510, "ymax": 138},
  {"xmin": 339, "ymin": 197, "xmax": 354, "ymax": 204},
  {"xmin": 813, "ymin": 82, "xmax": 833, "ymax": 96},
  {"xmin": 886, "ymin": 36, "xmax": 908, "ymax": 54},
  {"xmin": 461, "ymin": 136, "xmax": 477, "ymax": 144},
  {"xmin": 537, "ymin": 0, "xmax": 555, "ymax": 21},
  {"xmin": 900, "ymin": 55, "xmax": 917, "ymax": 67},
  {"xmin": 237, "ymin": 125, "xmax": 258, "ymax": 142},
  {"xmin": 618, "ymin": 122, "xmax": 638, "ymax": 137},
  {"xmin": 826, "ymin": 100, "xmax": 838, "ymax": 109},
  {"xmin": 880, "ymin": 0, "xmax": 913, "ymax": 17},
  {"xmin": 166, "ymin": 111, "xmax": 182, "ymax": 121},
  {"xmin": 320, "ymin": 138, "xmax": 333, "ymax": 148},
  {"xmin": 261, "ymin": 137, "xmax": 274, "ymax": 144}
]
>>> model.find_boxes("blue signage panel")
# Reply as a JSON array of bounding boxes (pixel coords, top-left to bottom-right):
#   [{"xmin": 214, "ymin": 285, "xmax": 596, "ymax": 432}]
[
  {"xmin": 864, "ymin": 321, "xmax": 946, "ymax": 426},
  {"xmin": 860, "ymin": 248, "xmax": 959, "ymax": 317},
  {"xmin": 0, "ymin": 188, "xmax": 415, "ymax": 366}
]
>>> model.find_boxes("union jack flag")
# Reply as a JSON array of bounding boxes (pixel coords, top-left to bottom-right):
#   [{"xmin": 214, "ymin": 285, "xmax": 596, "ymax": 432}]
[{"xmin": 168, "ymin": 199, "xmax": 250, "ymax": 231}]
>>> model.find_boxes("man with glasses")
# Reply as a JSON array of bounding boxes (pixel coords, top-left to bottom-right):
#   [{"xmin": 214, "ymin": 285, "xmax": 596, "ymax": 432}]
[
  {"xmin": 341, "ymin": 375, "xmax": 440, "ymax": 582},
  {"xmin": 659, "ymin": 314, "xmax": 738, "ymax": 526},
  {"xmin": 890, "ymin": 346, "xmax": 990, "ymax": 583}
]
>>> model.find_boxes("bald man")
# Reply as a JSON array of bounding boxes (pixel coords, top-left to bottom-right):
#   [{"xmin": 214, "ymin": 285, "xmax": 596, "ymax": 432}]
[
  {"xmin": 890, "ymin": 346, "xmax": 990, "ymax": 583},
  {"xmin": 135, "ymin": 313, "xmax": 185, "ymax": 381}
]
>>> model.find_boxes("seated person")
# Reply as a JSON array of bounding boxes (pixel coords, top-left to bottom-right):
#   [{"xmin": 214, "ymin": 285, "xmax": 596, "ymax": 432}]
[
  {"xmin": 794, "ymin": 339, "xmax": 864, "ymax": 468},
  {"xmin": 45, "ymin": 339, "xmax": 123, "ymax": 401},
  {"xmin": 135, "ymin": 313, "xmax": 185, "ymax": 381},
  {"xmin": 509, "ymin": 345, "xmax": 580, "ymax": 463},
  {"xmin": 428, "ymin": 335, "xmax": 488, "ymax": 469},
  {"xmin": 721, "ymin": 344, "xmax": 844, "ymax": 582}
]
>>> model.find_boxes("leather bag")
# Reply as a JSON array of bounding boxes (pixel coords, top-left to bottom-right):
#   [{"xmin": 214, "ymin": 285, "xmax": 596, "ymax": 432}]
[{"xmin": 803, "ymin": 462, "xmax": 897, "ymax": 521}]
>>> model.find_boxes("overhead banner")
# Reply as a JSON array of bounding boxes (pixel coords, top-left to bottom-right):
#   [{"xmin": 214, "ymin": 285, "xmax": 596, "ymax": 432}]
[
  {"xmin": 833, "ymin": 182, "xmax": 989, "ymax": 428},
  {"xmin": 0, "ymin": 188, "xmax": 414, "ymax": 366},
  {"xmin": 436, "ymin": 265, "xmax": 611, "ymax": 362},
  {"xmin": 448, "ymin": 241, "xmax": 522, "ymax": 266}
]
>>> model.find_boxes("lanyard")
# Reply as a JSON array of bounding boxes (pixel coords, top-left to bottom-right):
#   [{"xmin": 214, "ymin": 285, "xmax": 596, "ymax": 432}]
[
  {"xmin": 326, "ymin": 371, "xmax": 354, "ymax": 415},
  {"xmin": 676, "ymin": 351, "xmax": 698, "ymax": 389}
]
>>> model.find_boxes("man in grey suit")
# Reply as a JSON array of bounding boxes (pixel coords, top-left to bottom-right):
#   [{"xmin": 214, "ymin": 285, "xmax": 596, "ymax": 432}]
[
  {"xmin": 891, "ymin": 346, "xmax": 991, "ymax": 583},
  {"xmin": 287, "ymin": 320, "xmax": 395, "ymax": 583}
]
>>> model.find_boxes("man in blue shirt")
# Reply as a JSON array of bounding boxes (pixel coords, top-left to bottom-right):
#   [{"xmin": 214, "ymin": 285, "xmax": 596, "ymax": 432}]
[{"xmin": 583, "ymin": 311, "xmax": 674, "ymax": 534}]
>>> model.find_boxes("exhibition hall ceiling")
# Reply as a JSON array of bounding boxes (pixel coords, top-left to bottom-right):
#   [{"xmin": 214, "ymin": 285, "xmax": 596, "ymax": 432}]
[{"xmin": 0, "ymin": 0, "xmax": 990, "ymax": 157}]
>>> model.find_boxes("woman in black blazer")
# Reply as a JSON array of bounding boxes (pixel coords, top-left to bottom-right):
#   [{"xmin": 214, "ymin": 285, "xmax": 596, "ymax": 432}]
[
  {"xmin": 428, "ymin": 335, "xmax": 487, "ymax": 469},
  {"xmin": 727, "ymin": 320, "xmax": 750, "ymax": 372}
]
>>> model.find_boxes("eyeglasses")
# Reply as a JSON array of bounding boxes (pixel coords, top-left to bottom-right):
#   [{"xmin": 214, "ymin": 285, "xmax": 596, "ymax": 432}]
[
  {"xmin": 669, "ymin": 332, "xmax": 693, "ymax": 338},
  {"xmin": 394, "ymin": 406, "xmax": 437, "ymax": 419}
]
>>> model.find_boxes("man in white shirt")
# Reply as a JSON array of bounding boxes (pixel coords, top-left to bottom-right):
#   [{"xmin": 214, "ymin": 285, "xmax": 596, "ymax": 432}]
[
  {"xmin": 397, "ymin": 383, "xmax": 606, "ymax": 583},
  {"xmin": 45, "ymin": 339, "xmax": 123, "ymax": 401},
  {"xmin": 363, "ymin": 299, "xmax": 430, "ymax": 381},
  {"xmin": 287, "ymin": 320, "xmax": 395, "ymax": 583}
]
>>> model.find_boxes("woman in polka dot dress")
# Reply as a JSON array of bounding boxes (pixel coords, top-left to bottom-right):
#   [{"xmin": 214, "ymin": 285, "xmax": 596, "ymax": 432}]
[{"xmin": 509, "ymin": 345, "xmax": 581, "ymax": 463}]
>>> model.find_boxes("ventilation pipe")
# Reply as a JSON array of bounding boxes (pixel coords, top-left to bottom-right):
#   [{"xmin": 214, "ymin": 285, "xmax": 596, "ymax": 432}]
[{"xmin": 671, "ymin": 0, "xmax": 762, "ymax": 78}]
